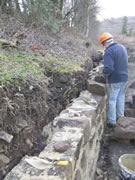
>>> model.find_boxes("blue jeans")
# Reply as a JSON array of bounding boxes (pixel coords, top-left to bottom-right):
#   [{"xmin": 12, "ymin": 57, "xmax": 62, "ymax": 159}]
[{"xmin": 107, "ymin": 82, "xmax": 127, "ymax": 125}]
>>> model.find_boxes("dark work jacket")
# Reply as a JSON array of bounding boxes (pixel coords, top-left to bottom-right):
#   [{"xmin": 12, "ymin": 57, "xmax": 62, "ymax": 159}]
[{"xmin": 103, "ymin": 42, "xmax": 128, "ymax": 84}]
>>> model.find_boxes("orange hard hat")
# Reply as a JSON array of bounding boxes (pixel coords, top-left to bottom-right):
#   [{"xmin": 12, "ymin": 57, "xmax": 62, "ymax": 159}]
[{"xmin": 100, "ymin": 32, "xmax": 113, "ymax": 45}]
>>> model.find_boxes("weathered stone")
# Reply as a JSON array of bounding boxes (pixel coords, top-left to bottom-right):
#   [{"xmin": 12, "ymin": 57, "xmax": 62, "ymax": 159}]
[
  {"xmin": 74, "ymin": 139, "xmax": 82, "ymax": 160},
  {"xmin": 74, "ymin": 169, "xmax": 82, "ymax": 180},
  {"xmin": 53, "ymin": 140, "xmax": 71, "ymax": 153},
  {"xmin": 125, "ymin": 108, "xmax": 135, "ymax": 118},
  {"xmin": 56, "ymin": 118, "xmax": 88, "ymax": 129},
  {"xmin": 112, "ymin": 117, "xmax": 135, "ymax": 140},
  {"xmin": 129, "ymin": 81, "xmax": 135, "ymax": 88},
  {"xmin": 0, "ymin": 129, "xmax": 13, "ymax": 143},
  {"xmin": 128, "ymin": 52, "xmax": 135, "ymax": 62},
  {"xmin": 59, "ymin": 75, "xmax": 69, "ymax": 83},
  {"xmin": 96, "ymin": 167, "xmax": 103, "ymax": 176},
  {"xmin": 81, "ymin": 150, "xmax": 87, "ymax": 170},
  {"xmin": 15, "ymin": 119, "xmax": 28, "ymax": 133},
  {"xmin": 89, "ymin": 138, "xmax": 94, "ymax": 149},
  {"xmin": 98, "ymin": 123, "xmax": 103, "ymax": 138},
  {"xmin": 0, "ymin": 154, "xmax": 10, "ymax": 167},
  {"xmin": 94, "ymin": 75, "xmax": 106, "ymax": 84},
  {"xmin": 83, "ymin": 121, "xmax": 91, "ymax": 144},
  {"xmin": 96, "ymin": 96, "xmax": 106, "ymax": 114},
  {"xmin": 25, "ymin": 138, "xmax": 33, "ymax": 149},
  {"xmin": 87, "ymin": 80, "xmax": 106, "ymax": 96}
]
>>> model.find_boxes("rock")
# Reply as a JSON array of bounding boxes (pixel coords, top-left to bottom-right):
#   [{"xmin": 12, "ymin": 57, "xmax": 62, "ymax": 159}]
[
  {"xmin": 87, "ymin": 80, "xmax": 106, "ymax": 96},
  {"xmin": 74, "ymin": 170, "xmax": 81, "ymax": 180},
  {"xmin": 128, "ymin": 52, "xmax": 135, "ymax": 62},
  {"xmin": 0, "ymin": 154, "xmax": 10, "ymax": 167},
  {"xmin": 59, "ymin": 75, "xmax": 69, "ymax": 83},
  {"xmin": 96, "ymin": 167, "xmax": 103, "ymax": 176},
  {"xmin": 129, "ymin": 81, "xmax": 135, "ymax": 88},
  {"xmin": 125, "ymin": 108, "xmax": 135, "ymax": 118},
  {"xmin": 25, "ymin": 138, "xmax": 33, "ymax": 149},
  {"xmin": 112, "ymin": 117, "xmax": 135, "ymax": 140},
  {"xmin": 15, "ymin": 119, "xmax": 28, "ymax": 133},
  {"xmin": 53, "ymin": 140, "xmax": 71, "ymax": 153},
  {"xmin": 0, "ymin": 38, "xmax": 17, "ymax": 47},
  {"xmin": 94, "ymin": 75, "xmax": 106, "ymax": 84},
  {"xmin": 91, "ymin": 50, "xmax": 103, "ymax": 63},
  {"xmin": 0, "ymin": 129, "xmax": 13, "ymax": 143}
]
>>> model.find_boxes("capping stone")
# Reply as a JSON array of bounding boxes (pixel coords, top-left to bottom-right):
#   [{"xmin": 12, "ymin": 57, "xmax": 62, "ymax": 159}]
[{"xmin": 87, "ymin": 80, "xmax": 106, "ymax": 96}]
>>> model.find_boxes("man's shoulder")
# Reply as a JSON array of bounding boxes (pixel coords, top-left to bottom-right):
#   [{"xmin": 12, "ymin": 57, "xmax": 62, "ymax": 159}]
[{"xmin": 109, "ymin": 43, "xmax": 126, "ymax": 51}]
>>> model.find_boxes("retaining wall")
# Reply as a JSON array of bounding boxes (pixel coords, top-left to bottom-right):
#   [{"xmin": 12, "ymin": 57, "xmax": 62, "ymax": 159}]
[{"xmin": 4, "ymin": 67, "xmax": 107, "ymax": 180}]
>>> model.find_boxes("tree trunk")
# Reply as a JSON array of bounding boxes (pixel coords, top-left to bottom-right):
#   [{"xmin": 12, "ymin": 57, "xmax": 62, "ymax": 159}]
[
  {"xmin": 0, "ymin": 0, "xmax": 7, "ymax": 12},
  {"xmin": 85, "ymin": 2, "xmax": 90, "ymax": 37},
  {"xmin": 14, "ymin": 0, "xmax": 21, "ymax": 12}
]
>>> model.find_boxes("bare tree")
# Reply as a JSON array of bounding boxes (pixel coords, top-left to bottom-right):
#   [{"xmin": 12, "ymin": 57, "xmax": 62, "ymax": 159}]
[{"xmin": 0, "ymin": 0, "xmax": 8, "ymax": 12}]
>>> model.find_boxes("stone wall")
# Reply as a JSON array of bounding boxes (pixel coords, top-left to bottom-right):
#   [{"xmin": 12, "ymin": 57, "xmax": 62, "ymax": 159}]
[{"xmin": 4, "ymin": 66, "xmax": 107, "ymax": 180}]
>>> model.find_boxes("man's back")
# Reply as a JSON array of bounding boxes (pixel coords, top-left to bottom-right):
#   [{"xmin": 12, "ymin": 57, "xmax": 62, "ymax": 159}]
[{"xmin": 103, "ymin": 42, "xmax": 128, "ymax": 84}]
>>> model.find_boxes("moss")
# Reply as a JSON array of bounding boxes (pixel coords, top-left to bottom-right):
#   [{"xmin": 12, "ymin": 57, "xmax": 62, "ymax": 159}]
[
  {"xmin": 0, "ymin": 49, "xmax": 86, "ymax": 85},
  {"xmin": 44, "ymin": 53, "xmax": 84, "ymax": 74},
  {"xmin": 0, "ymin": 50, "xmax": 44, "ymax": 85}
]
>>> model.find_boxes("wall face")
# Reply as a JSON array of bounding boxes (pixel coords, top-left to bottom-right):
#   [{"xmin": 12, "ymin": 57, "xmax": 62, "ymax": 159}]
[
  {"xmin": 71, "ymin": 92, "xmax": 107, "ymax": 180},
  {"xmin": 4, "ymin": 66, "xmax": 107, "ymax": 180}
]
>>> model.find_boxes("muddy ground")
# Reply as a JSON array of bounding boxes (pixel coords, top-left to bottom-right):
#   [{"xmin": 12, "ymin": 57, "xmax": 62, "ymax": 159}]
[{"xmin": 96, "ymin": 128, "xmax": 135, "ymax": 179}]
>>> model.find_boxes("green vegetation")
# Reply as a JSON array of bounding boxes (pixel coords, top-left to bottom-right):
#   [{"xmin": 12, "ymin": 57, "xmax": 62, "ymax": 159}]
[
  {"xmin": 0, "ymin": 50, "xmax": 85, "ymax": 86},
  {"xmin": 0, "ymin": 0, "xmax": 99, "ymax": 35},
  {"xmin": 0, "ymin": 50, "xmax": 45, "ymax": 85},
  {"xmin": 45, "ymin": 53, "xmax": 84, "ymax": 73}
]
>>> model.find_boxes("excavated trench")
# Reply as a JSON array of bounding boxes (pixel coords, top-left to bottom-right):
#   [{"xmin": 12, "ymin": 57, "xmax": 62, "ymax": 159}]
[{"xmin": 0, "ymin": 59, "xmax": 93, "ymax": 180}]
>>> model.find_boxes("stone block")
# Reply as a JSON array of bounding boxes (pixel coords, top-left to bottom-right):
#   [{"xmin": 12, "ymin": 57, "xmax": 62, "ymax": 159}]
[
  {"xmin": 53, "ymin": 140, "xmax": 71, "ymax": 153},
  {"xmin": 0, "ymin": 129, "xmax": 13, "ymax": 143},
  {"xmin": 87, "ymin": 80, "xmax": 106, "ymax": 96},
  {"xmin": 74, "ymin": 169, "xmax": 82, "ymax": 180},
  {"xmin": 125, "ymin": 108, "xmax": 135, "ymax": 118},
  {"xmin": 112, "ymin": 117, "xmax": 135, "ymax": 140},
  {"xmin": 0, "ymin": 154, "xmax": 10, "ymax": 167},
  {"xmin": 96, "ymin": 96, "xmax": 107, "ymax": 114},
  {"xmin": 81, "ymin": 150, "xmax": 87, "ymax": 171},
  {"xmin": 94, "ymin": 75, "xmax": 106, "ymax": 84}
]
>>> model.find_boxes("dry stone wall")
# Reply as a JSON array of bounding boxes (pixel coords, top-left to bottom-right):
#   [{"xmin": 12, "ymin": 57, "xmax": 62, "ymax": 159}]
[{"xmin": 4, "ymin": 66, "xmax": 107, "ymax": 180}]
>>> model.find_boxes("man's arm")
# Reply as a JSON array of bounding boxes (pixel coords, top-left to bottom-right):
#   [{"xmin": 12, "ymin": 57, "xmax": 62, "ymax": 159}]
[{"xmin": 103, "ymin": 53, "xmax": 114, "ymax": 77}]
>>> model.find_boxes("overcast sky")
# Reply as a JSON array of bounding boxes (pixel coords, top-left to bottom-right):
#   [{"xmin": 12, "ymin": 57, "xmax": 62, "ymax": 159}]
[{"xmin": 97, "ymin": 0, "xmax": 135, "ymax": 21}]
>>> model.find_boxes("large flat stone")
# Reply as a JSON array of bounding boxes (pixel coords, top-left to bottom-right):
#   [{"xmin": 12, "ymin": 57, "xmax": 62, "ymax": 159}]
[
  {"xmin": 112, "ymin": 117, "xmax": 135, "ymax": 140},
  {"xmin": 87, "ymin": 80, "xmax": 106, "ymax": 96}
]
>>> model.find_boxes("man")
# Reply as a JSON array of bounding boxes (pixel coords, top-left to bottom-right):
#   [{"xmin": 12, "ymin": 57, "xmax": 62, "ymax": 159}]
[{"xmin": 100, "ymin": 32, "xmax": 128, "ymax": 127}]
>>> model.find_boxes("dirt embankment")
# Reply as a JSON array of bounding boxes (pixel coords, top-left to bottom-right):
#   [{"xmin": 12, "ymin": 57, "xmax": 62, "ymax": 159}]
[
  {"xmin": 0, "ymin": 15, "xmax": 103, "ymax": 179},
  {"xmin": 0, "ymin": 70, "xmax": 90, "ymax": 179}
]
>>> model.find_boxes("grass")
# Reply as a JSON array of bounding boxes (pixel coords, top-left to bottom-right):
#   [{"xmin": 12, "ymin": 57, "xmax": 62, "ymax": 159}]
[
  {"xmin": 0, "ymin": 49, "xmax": 44, "ymax": 85},
  {"xmin": 44, "ymin": 53, "xmax": 84, "ymax": 74},
  {"xmin": 0, "ymin": 49, "xmax": 86, "ymax": 86}
]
